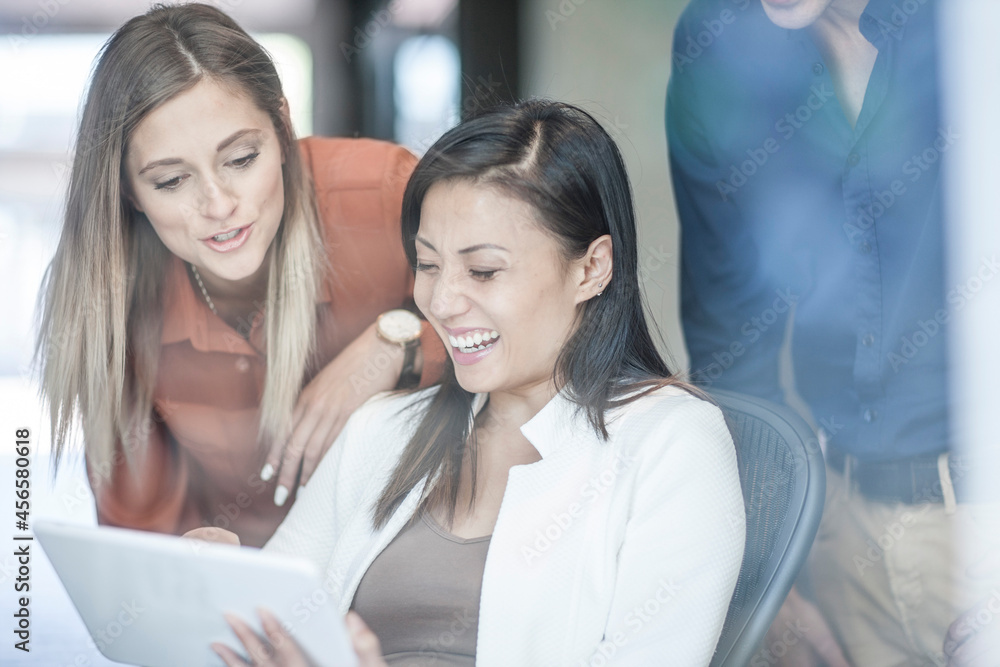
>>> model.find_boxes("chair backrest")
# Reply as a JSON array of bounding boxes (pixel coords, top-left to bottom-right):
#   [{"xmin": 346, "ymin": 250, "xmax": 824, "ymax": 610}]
[{"xmin": 708, "ymin": 389, "xmax": 826, "ymax": 667}]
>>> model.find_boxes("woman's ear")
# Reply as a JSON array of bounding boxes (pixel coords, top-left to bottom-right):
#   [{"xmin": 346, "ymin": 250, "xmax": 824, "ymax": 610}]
[{"xmin": 576, "ymin": 234, "xmax": 613, "ymax": 303}]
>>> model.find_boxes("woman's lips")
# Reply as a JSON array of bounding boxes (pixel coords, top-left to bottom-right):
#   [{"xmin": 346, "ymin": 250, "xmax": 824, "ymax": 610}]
[
  {"xmin": 202, "ymin": 223, "xmax": 253, "ymax": 252},
  {"xmin": 452, "ymin": 341, "xmax": 497, "ymax": 366},
  {"xmin": 446, "ymin": 328, "xmax": 500, "ymax": 366}
]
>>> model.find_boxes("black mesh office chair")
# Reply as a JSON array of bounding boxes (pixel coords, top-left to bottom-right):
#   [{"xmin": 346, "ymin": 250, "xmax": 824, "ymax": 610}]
[{"xmin": 708, "ymin": 389, "xmax": 826, "ymax": 667}]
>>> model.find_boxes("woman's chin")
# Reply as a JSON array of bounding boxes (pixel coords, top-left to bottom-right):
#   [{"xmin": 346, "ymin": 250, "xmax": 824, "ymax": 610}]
[
  {"xmin": 195, "ymin": 252, "xmax": 270, "ymax": 287},
  {"xmin": 455, "ymin": 378, "xmax": 492, "ymax": 395},
  {"xmin": 451, "ymin": 368, "xmax": 497, "ymax": 396}
]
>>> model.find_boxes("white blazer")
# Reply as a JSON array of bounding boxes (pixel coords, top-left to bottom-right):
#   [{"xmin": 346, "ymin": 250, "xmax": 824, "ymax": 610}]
[{"xmin": 265, "ymin": 385, "xmax": 745, "ymax": 666}]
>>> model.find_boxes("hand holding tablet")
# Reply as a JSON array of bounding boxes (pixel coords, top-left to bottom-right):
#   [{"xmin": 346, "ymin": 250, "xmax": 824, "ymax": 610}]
[
  {"xmin": 34, "ymin": 521, "xmax": 359, "ymax": 667},
  {"xmin": 210, "ymin": 608, "xmax": 387, "ymax": 667}
]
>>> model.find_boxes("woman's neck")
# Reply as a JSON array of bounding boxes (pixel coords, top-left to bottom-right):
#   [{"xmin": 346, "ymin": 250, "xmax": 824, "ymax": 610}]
[
  {"xmin": 483, "ymin": 380, "xmax": 559, "ymax": 441},
  {"xmin": 195, "ymin": 247, "xmax": 272, "ymax": 305}
]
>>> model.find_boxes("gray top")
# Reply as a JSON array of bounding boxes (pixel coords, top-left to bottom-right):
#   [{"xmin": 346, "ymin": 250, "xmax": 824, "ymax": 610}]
[{"xmin": 351, "ymin": 510, "xmax": 491, "ymax": 666}]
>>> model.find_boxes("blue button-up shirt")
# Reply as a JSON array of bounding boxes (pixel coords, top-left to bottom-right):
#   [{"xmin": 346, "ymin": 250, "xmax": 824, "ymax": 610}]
[{"xmin": 667, "ymin": 0, "xmax": 948, "ymax": 461}]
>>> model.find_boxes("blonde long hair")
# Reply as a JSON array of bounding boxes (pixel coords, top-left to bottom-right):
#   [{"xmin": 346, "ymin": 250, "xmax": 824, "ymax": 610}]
[{"xmin": 36, "ymin": 3, "xmax": 325, "ymax": 480}]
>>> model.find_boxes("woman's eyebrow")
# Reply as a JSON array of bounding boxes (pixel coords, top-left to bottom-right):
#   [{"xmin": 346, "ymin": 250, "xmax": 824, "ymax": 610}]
[
  {"xmin": 415, "ymin": 237, "xmax": 509, "ymax": 254},
  {"xmin": 137, "ymin": 129, "xmax": 264, "ymax": 175},
  {"xmin": 138, "ymin": 157, "xmax": 182, "ymax": 175},
  {"xmin": 458, "ymin": 243, "xmax": 509, "ymax": 255},
  {"xmin": 216, "ymin": 128, "xmax": 262, "ymax": 152}
]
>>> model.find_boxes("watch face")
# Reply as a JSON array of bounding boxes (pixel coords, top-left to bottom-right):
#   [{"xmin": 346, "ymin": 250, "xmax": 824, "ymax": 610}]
[{"xmin": 379, "ymin": 309, "xmax": 422, "ymax": 344}]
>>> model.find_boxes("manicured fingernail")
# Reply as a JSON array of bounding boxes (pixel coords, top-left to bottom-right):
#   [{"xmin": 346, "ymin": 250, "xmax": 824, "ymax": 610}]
[
  {"xmin": 260, "ymin": 463, "xmax": 275, "ymax": 481},
  {"xmin": 273, "ymin": 485, "xmax": 289, "ymax": 507}
]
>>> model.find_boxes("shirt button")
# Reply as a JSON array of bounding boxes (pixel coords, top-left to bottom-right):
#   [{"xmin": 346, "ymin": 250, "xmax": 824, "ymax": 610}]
[
  {"xmin": 812, "ymin": 62, "xmax": 824, "ymax": 75},
  {"xmin": 848, "ymin": 152, "xmax": 861, "ymax": 166},
  {"xmin": 236, "ymin": 357, "xmax": 250, "ymax": 373},
  {"xmin": 862, "ymin": 333, "xmax": 875, "ymax": 347},
  {"xmin": 859, "ymin": 242, "xmax": 872, "ymax": 255},
  {"xmin": 863, "ymin": 408, "xmax": 878, "ymax": 423}
]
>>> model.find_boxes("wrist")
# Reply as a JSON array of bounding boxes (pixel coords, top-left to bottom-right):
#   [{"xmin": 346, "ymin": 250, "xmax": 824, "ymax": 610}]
[{"xmin": 375, "ymin": 309, "xmax": 422, "ymax": 389}]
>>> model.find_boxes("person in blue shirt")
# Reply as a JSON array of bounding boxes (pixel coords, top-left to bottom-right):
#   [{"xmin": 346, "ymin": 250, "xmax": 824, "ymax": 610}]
[{"xmin": 667, "ymin": 0, "xmax": 991, "ymax": 665}]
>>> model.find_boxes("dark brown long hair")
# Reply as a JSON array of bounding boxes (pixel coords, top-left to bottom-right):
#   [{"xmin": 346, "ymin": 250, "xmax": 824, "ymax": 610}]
[{"xmin": 373, "ymin": 100, "xmax": 699, "ymax": 527}]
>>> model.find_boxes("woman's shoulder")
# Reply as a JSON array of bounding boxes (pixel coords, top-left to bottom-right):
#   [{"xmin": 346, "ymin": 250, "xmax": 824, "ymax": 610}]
[
  {"xmin": 298, "ymin": 136, "xmax": 416, "ymax": 194},
  {"xmin": 613, "ymin": 383, "xmax": 723, "ymax": 424},
  {"xmin": 607, "ymin": 384, "xmax": 732, "ymax": 458}
]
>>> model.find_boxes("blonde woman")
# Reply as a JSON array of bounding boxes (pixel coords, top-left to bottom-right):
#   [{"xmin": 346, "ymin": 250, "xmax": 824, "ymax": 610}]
[{"xmin": 36, "ymin": 3, "xmax": 442, "ymax": 547}]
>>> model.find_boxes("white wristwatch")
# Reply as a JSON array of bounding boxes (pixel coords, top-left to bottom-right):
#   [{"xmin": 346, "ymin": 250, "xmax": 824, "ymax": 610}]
[{"xmin": 376, "ymin": 309, "xmax": 422, "ymax": 388}]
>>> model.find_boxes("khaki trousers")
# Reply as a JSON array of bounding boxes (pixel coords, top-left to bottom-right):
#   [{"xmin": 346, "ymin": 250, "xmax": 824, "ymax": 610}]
[{"xmin": 807, "ymin": 467, "xmax": 1000, "ymax": 666}]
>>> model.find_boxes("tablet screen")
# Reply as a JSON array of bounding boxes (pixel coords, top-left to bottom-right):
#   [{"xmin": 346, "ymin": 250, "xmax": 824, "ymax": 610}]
[{"xmin": 35, "ymin": 520, "xmax": 357, "ymax": 667}]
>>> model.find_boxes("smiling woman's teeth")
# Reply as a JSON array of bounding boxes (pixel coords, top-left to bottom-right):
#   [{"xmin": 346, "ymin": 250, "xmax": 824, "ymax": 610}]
[
  {"xmin": 449, "ymin": 330, "xmax": 500, "ymax": 352},
  {"xmin": 213, "ymin": 228, "xmax": 241, "ymax": 242}
]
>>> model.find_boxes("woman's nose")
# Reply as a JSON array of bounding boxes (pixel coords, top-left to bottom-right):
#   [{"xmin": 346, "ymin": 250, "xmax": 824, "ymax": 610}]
[
  {"xmin": 199, "ymin": 177, "xmax": 237, "ymax": 220},
  {"xmin": 429, "ymin": 272, "xmax": 470, "ymax": 322}
]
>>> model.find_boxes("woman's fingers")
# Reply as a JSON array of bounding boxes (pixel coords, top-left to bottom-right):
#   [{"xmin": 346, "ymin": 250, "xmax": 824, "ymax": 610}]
[
  {"xmin": 182, "ymin": 527, "xmax": 240, "ymax": 546},
  {"xmin": 264, "ymin": 323, "xmax": 405, "ymax": 505},
  {"xmin": 212, "ymin": 641, "xmax": 251, "ymax": 667},
  {"xmin": 298, "ymin": 413, "xmax": 349, "ymax": 487},
  {"xmin": 215, "ymin": 610, "xmax": 314, "ymax": 667},
  {"xmin": 258, "ymin": 608, "xmax": 312, "ymax": 666},
  {"xmin": 261, "ymin": 438, "xmax": 283, "ymax": 488},
  {"xmin": 346, "ymin": 611, "xmax": 388, "ymax": 667},
  {"xmin": 273, "ymin": 412, "xmax": 321, "ymax": 506},
  {"xmin": 225, "ymin": 613, "xmax": 276, "ymax": 665}
]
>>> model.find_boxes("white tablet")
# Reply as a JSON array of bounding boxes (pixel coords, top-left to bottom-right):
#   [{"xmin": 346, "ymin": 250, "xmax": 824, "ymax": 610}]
[{"xmin": 34, "ymin": 520, "xmax": 357, "ymax": 667}]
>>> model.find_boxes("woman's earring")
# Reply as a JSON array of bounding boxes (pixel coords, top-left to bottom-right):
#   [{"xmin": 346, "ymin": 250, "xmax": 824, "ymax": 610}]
[{"xmin": 597, "ymin": 281, "xmax": 603, "ymax": 297}]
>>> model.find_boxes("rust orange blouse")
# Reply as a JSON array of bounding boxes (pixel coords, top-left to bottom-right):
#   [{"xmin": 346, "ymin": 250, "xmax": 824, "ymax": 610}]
[{"xmin": 94, "ymin": 137, "xmax": 443, "ymax": 547}]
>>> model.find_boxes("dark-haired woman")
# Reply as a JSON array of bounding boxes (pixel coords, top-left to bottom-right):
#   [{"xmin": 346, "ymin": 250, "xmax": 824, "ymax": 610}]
[{"xmin": 212, "ymin": 100, "xmax": 745, "ymax": 666}]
